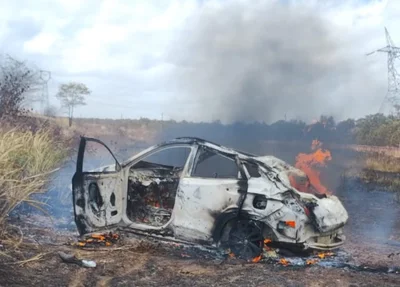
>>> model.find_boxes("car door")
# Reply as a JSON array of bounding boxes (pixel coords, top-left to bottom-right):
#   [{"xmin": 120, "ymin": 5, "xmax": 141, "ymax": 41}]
[
  {"xmin": 123, "ymin": 144, "xmax": 194, "ymax": 229},
  {"xmin": 72, "ymin": 137, "xmax": 124, "ymax": 235},
  {"xmin": 172, "ymin": 145, "xmax": 244, "ymax": 243}
]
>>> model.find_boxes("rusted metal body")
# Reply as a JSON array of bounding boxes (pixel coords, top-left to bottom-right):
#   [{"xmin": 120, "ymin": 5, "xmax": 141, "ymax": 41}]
[{"xmin": 72, "ymin": 137, "xmax": 348, "ymax": 253}]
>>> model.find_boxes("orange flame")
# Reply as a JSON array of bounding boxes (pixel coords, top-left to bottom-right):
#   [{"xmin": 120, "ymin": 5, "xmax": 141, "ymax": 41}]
[
  {"xmin": 263, "ymin": 238, "xmax": 272, "ymax": 251},
  {"xmin": 279, "ymin": 258, "xmax": 289, "ymax": 266},
  {"xmin": 229, "ymin": 239, "xmax": 273, "ymax": 263},
  {"xmin": 264, "ymin": 238, "xmax": 272, "ymax": 244},
  {"xmin": 91, "ymin": 234, "xmax": 106, "ymax": 241},
  {"xmin": 306, "ymin": 259, "xmax": 319, "ymax": 265},
  {"xmin": 290, "ymin": 140, "xmax": 332, "ymax": 195},
  {"xmin": 317, "ymin": 251, "xmax": 334, "ymax": 259},
  {"xmin": 74, "ymin": 232, "xmax": 120, "ymax": 248},
  {"xmin": 252, "ymin": 255, "xmax": 262, "ymax": 263}
]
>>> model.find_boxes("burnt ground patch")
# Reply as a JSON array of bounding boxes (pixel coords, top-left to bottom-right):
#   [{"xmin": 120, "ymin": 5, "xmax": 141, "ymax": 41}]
[{"xmin": 1, "ymin": 241, "xmax": 400, "ymax": 287}]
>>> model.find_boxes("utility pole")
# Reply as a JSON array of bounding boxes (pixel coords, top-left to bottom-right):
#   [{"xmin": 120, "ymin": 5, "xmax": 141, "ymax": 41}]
[
  {"xmin": 39, "ymin": 70, "xmax": 51, "ymax": 114},
  {"xmin": 161, "ymin": 112, "xmax": 164, "ymax": 134},
  {"xmin": 367, "ymin": 27, "xmax": 400, "ymax": 115}
]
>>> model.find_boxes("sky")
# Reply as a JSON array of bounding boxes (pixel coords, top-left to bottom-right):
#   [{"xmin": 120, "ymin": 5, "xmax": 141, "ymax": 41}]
[{"xmin": 0, "ymin": 0, "xmax": 399, "ymax": 123}]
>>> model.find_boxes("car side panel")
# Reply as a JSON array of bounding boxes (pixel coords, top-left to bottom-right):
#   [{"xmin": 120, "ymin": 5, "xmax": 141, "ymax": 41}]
[{"xmin": 172, "ymin": 178, "xmax": 241, "ymax": 243}]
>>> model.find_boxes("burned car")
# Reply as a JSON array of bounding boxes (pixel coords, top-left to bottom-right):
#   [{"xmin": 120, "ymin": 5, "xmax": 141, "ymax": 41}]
[{"xmin": 72, "ymin": 137, "xmax": 348, "ymax": 260}]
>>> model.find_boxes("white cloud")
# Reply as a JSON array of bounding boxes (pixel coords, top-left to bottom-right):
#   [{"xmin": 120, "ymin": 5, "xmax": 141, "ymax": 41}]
[
  {"xmin": 0, "ymin": 0, "xmax": 398, "ymax": 121},
  {"xmin": 23, "ymin": 32, "xmax": 59, "ymax": 54},
  {"xmin": 56, "ymin": 0, "xmax": 197, "ymax": 74}
]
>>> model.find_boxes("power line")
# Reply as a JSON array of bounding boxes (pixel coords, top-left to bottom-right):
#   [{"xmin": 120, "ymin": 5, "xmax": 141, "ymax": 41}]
[
  {"xmin": 367, "ymin": 27, "xmax": 400, "ymax": 115},
  {"xmin": 39, "ymin": 70, "xmax": 51, "ymax": 114}
]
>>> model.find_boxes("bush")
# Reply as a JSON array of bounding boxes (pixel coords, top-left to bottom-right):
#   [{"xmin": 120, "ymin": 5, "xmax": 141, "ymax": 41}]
[
  {"xmin": 355, "ymin": 114, "xmax": 400, "ymax": 147},
  {"xmin": 0, "ymin": 127, "xmax": 68, "ymax": 225},
  {"xmin": 0, "ymin": 55, "xmax": 40, "ymax": 118}
]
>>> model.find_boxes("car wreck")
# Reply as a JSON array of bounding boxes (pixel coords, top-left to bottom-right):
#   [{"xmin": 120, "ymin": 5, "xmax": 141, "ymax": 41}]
[{"xmin": 72, "ymin": 137, "xmax": 349, "ymax": 260}]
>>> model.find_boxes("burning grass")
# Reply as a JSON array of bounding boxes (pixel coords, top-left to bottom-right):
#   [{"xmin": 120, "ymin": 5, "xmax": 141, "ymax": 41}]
[{"xmin": 0, "ymin": 126, "xmax": 68, "ymax": 229}]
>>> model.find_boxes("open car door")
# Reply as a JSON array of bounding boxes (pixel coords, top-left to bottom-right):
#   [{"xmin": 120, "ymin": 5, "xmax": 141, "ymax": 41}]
[{"xmin": 72, "ymin": 137, "xmax": 124, "ymax": 235}]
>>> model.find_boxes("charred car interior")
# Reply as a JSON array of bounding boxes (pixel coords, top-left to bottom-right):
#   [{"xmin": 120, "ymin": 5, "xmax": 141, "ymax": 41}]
[
  {"xmin": 72, "ymin": 137, "xmax": 349, "ymax": 260},
  {"xmin": 127, "ymin": 147, "xmax": 190, "ymax": 227}
]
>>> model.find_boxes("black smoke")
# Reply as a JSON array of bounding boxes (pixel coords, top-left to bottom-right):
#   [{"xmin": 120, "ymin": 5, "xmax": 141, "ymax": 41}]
[{"xmin": 168, "ymin": 1, "xmax": 384, "ymax": 123}]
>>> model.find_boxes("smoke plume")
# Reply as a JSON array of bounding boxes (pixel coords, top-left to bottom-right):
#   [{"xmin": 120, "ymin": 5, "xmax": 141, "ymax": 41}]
[{"xmin": 168, "ymin": 1, "xmax": 385, "ymax": 123}]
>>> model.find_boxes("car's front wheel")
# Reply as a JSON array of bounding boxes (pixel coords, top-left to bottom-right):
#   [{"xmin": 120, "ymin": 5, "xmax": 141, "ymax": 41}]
[{"xmin": 228, "ymin": 219, "xmax": 263, "ymax": 260}]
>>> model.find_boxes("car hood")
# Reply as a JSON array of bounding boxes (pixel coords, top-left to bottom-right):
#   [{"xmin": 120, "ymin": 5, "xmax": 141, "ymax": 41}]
[
  {"xmin": 254, "ymin": 155, "xmax": 308, "ymax": 180},
  {"xmin": 253, "ymin": 155, "xmax": 349, "ymax": 232}
]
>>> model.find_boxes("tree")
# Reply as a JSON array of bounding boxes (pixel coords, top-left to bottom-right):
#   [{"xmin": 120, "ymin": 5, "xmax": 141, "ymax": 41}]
[
  {"xmin": 354, "ymin": 113, "xmax": 388, "ymax": 145},
  {"xmin": 335, "ymin": 119, "xmax": 356, "ymax": 143},
  {"xmin": 0, "ymin": 55, "xmax": 40, "ymax": 118},
  {"xmin": 56, "ymin": 82, "xmax": 90, "ymax": 127}
]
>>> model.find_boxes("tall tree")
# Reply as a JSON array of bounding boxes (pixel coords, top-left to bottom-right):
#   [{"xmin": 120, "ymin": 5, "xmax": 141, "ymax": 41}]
[{"xmin": 56, "ymin": 82, "xmax": 90, "ymax": 127}]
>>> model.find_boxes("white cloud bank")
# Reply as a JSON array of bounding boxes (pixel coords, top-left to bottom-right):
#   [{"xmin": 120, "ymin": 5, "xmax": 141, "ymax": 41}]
[{"xmin": 0, "ymin": 0, "xmax": 399, "ymax": 122}]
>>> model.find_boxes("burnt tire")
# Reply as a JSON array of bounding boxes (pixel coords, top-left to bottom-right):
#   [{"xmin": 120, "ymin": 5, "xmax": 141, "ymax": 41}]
[{"xmin": 228, "ymin": 219, "xmax": 263, "ymax": 260}]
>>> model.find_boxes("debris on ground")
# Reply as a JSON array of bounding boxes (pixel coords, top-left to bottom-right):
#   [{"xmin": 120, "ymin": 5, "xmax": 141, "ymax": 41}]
[{"xmin": 58, "ymin": 251, "xmax": 96, "ymax": 268}]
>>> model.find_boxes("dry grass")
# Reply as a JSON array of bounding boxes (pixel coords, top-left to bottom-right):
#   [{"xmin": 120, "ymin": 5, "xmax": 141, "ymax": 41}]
[
  {"xmin": 0, "ymin": 127, "xmax": 67, "ymax": 226},
  {"xmin": 364, "ymin": 152, "xmax": 400, "ymax": 173},
  {"xmin": 50, "ymin": 116, "xmax": 160, "ymax": 143},
  {"xmin": 356, "ymin": 151, "xmax": 400, "ymax": 192}
]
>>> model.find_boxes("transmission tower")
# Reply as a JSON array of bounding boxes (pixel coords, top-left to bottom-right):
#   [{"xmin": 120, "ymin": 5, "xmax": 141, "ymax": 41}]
[
  {"xmin": 367, "ymin": 27, "xmax": 400, "ymax": 114},
  {"xmin": 39, "ymin": 70, "xmax": 51, "ymax": 114}
]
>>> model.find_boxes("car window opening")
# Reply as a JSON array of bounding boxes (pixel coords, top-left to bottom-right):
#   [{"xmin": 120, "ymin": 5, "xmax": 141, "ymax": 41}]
[
  {"xmin": 82, "ymin": 140, "xmax": 118, "ymax": 172},
  {"xmin": 244, "ymin": 162, "xmax": 261, "ymax": 178},
  {"xmin": 126, "ymin": 146, "xmax": 191, "ymax": 226},
  {"xmin": 192, "ymin": 147, "xmax": 239, "ymax": 179}
]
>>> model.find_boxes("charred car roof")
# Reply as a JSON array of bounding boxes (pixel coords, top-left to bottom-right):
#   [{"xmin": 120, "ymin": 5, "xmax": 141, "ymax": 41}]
[{"xmin": 122, "ymin": 137, "xmax": 260, "ymax": 166}]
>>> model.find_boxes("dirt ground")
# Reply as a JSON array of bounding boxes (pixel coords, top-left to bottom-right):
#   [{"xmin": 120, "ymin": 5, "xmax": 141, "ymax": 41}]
[
  {"xmin": 1, "ymin": 226, "xmax": 400, "ymax": 287},
  {"xmin": 2, "ymin": 185, "xmax": 400, "ymax": 287},
  {"xmin": 2, "ymin": 144, "xmax": 400, "ymax": 286}
]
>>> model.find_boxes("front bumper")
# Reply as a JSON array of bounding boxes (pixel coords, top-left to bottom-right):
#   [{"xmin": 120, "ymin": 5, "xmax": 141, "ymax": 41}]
[
  {"xmin": 312, "ymin": 196, "xmax": 349, "ymax": 233},
  {"xmin": 304, "ymin": 228, "xmax": 346, "ymax": 250}
]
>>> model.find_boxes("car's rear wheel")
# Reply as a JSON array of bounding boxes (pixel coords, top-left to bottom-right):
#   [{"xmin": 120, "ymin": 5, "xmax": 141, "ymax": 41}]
[{"xmin": 228, "ymin": 219, "xmax": 263, "ymax": 260}]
